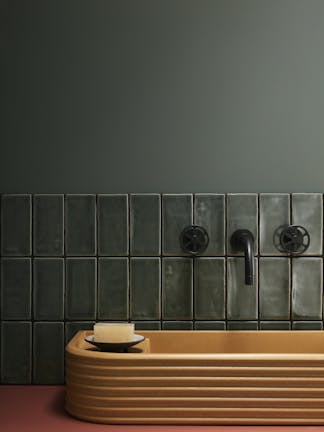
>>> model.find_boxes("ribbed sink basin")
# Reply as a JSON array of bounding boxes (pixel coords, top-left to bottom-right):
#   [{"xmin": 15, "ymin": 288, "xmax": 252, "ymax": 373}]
[{"xmin": 65, "ymin": 330, "xmax": 324, "ymax": 425}]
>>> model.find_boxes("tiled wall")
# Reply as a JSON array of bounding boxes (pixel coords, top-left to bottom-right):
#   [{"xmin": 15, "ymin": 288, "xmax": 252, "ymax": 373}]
[{"xmin": 0, "ymin": 193, "xmax": 323, "ymax": 384}]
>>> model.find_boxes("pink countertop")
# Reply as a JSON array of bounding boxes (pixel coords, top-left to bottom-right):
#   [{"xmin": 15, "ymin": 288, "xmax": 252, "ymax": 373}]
[{"xmin": 0, "ymin": 386, "xmax": 324, "ymax": 432}]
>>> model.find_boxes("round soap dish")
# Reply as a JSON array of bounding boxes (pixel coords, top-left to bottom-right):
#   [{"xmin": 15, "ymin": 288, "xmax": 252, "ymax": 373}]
[{"xmin": 85, "ymin": 334, "xmax": 145, "ymax": 352}]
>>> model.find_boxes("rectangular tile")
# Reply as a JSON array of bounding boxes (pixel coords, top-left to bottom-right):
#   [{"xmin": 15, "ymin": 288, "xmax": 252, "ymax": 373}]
[
  {"xmin": 292, "ymin": 321, "xmax": 323, "ymax": 330},
  {"xmin": 292, "ymin": 258, "xmax": 322, "ymax": 320},
  {"xmin": 33, "ymin": 258, "xmax": 64, "ymax": 320},
  {"xmin": 65, "ymin": 321, "xmax": 95, "ymax": 343},
  {"xmin": 130, "ymin": 258, "xmax": 160, "ymax": 320},
  {"xmin": 260, "ymin": 321, "xmax": 291, "ymax": 330},
  {"xmin": 162, "ymin": 194, "xmax": 192, "ymax": 255},
  {"xmin": 33, "ymin": 194, "xmax": 64, "ymax": 256},
  {"xmin": 227, "ymin": 257, "xmax": 258, "ymax": 320},
  {"xmin": 65, "ymin": 258, "xmax": 96, "ymax": 320},
  {"xmin": 134, "ymin": 321, "xmax": 161, "ymax": 330},
  {"xmin": 162, "ymin": 321, "xmax": 193, "ymax": 330},
  {"xmin": 259, "ymin": 194, "xmax": 290, "ymax": 255},
  {"xmin": 194, "ymin": 321, "xmax": 226, "ymax": 330},
  {"xmin": 98, "ymin": 194, "xmax": 128, "ymax": 256},
  {"xmin": 1, "ymin": 258, "xmax": 31, "ymax": 320},
  {"xmin": 162, "ymin": 258, "xmax": 193, "ymax": 320},
  {"xmin": 259, "ymin": 258, "xmax": 290, "ymax": 320},
  {"xmin": 65, "ymin": 195, "xmax": 96, "ymax": 255},
  {"xmin": 33, "ymin": 322, "xmax": 64, "ymax": 384},
  {"xmin": 292, "ymin": 193, "xmax": 323, "ymax": 255},
  {"xmin": 194, "ymin": 194, "xmax": 225, "ymax": 255},
  {"xmin": 227, "ymin": 321, "xmax": 258, "ymax": 330},
  {"xmin": 194, "ymin": 258, "xmax": 225, "ymax": 320},
  {"xmin": 1, "ymin": 322, "xmax": 31, "ymax": 383},
  {"xmin": 227, "ymin": 194, "xmax": 258, "ymax": 255},
  {"xmin": 130, "ymin": 194, "xmax": 160, "ymax": 256},
  {"xmin": 98, "ymin": 258, "xmax": 128, "ymax": 320},
  {"xmin": 1, "ymin": 194, "xmax": 31, "ymax": 256}
]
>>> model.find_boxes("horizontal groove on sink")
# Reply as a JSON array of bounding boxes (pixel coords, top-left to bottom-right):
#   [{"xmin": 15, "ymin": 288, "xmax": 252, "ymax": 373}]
[
  {"xmin": 66, "ymin": 383, "xmax": 324, "ymax": 398},
  {"xmin": 65, "ymin": 395, "xmax": 324, "ymax": 408},
  {"xmin": 66, "ymin": 371, "xmax": 324, "ymax": 388},
  {"xmin": 66, "ymin": 355, "xmax": 324, "ymax": 368},
  {"xmin": 65, "ymin": 362, "xmax": 324, "ymax": 377},
  {"xmin": 63, "ymin": 411, "xmax": 324, "ymax": 425},
  {"xmin": 65, "ymin": 401, "xmax": 324, "ymax": 418}
]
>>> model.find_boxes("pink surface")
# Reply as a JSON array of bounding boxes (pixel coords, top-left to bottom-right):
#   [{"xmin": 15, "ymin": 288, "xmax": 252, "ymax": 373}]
[{"xmin": 0, "ymin": 386, "xmax": 324, "ymax": 432}]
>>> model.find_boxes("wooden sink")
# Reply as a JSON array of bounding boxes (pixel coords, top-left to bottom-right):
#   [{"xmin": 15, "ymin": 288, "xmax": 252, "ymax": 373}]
[{"xmin": 65, "ymin": 330, "xmax": 324, "ymax": 425}]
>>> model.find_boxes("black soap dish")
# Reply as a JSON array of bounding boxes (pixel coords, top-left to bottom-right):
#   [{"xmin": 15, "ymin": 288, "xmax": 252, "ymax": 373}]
[{"xmin": 85, "ymin": 334, "xmax": 145, "ymax": 352}]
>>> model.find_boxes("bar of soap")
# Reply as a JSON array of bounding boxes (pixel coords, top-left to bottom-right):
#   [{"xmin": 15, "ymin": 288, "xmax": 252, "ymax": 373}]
[{"xmin": 93, "ymin": 323, "xmax": 135, "ymax": 343}]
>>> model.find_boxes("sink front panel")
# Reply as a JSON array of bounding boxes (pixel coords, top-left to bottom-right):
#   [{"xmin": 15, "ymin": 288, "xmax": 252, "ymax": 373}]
[{"xmin": 65, "ymin": 330, "xmax": 324, "ymax": 424}]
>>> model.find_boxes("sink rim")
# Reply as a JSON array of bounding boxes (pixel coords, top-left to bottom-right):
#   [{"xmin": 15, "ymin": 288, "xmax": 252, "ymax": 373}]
[{"xmin": 66, "ymin": 330, "xmax": 324, "ymax": 361}]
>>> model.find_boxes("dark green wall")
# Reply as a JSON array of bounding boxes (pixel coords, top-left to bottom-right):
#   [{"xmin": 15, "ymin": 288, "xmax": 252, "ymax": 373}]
[{"xmin": 1, "ymin": 0, "xmax": 324, "ymax": 193}]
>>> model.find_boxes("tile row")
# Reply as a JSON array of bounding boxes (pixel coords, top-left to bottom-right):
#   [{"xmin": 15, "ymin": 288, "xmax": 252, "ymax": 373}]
[
  {"xmin": 2, "ymin": 319, "xmax": 324, "ymax": 384},
  {"xmin": 1, "ymin": 257, "xmax": 323, "ymax": 321},
  {"xmin": 1, "ymin": 193, "xmax": 323, "ymax": 257}
]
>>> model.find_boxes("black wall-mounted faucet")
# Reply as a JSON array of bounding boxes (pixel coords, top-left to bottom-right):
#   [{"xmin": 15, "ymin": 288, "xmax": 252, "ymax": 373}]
[{"xmin": 230, "ymin": 229, "xmax": 255, "ymax": 285}]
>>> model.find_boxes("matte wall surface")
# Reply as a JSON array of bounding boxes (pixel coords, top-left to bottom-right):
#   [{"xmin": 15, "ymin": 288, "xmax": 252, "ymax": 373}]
[{"xmin": 1, "ymin": 0, "xmax": 324, "ymax": 193}]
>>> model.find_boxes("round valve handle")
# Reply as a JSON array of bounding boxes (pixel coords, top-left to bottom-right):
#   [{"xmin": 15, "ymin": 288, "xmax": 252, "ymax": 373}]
[
  {"xmin": 180, "ymin": 225, "xmax": 209, "ymax": 255},
  {"xmin": 274, "ymin": 225, "xmax": 310, "ymax": 254}
]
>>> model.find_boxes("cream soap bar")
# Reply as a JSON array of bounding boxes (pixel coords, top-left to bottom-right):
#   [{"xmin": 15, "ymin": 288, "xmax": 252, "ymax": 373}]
[{"xmin": 94, "ymin": 323, "xmax": 134, "ymax": 342}]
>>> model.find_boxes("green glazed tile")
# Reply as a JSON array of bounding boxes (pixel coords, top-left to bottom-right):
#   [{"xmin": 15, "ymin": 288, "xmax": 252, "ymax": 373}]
[
  {"xmin": 194, "ymin": 321, "xmax": 226, "ymax": 330},
  {"xmin": 33, "ymin": 322, "xmax": 64, "ymax": 384},
  {"xmin": 259, "ymin": 258, "xmax": 290, "ymax": 320},
  {"xmin": 130, "ymin": 258, "xmax": 160, "ymax": 320},
  {"xmin": 162, "ymin": 194, "xmax": 192, "ymax": 255},
  {"xmin": 65, "ymin": 195, "xmax": 96, "ymax": 255},
  {"xmin": 292, "ymin": 321, "xmax": 323, "ymax": 330},
  {"xmin": 134, "ymin": 321, "xmax": 161, "ymax": 330},
  {"xmin": 65, "ymin": 321, "xmax": 95, "ymax": 343},
  {"xmin": 227, "ymin": 257, "xmax": 258, "ymax": 320},
  {"xmin": 292, "ymin": 193, "xmax": 323, "ymax": 255},
  {"xmin": 130, "ymin": 194, "xmax": 160, "ymax": 256},
  {"xmin": 1, "ymin": 258, "xmax": 31, "ymax": 320},
  {"xmin": 1, "ymin": 322, "xmax": 31, "ymax": 384},
  {"xmin": 260, "ymin": 321, "xmax": 291, "ymax": 330},
  {"xmin": 33, "ymin": 259, "xmax": 64, "ymax": 320},
  {"xmin": 292, "ymin": 258, "xmax": 322, "ymax": 320},
  {"xmin": 194, "ymin": 194, "xmax": 225, "ymax": 255},
  {"xmin": 162, "ymin": 321, "xmax": 193, "ymax": 330},
  {"xmin": 162, "ymin": 258, "xmax": 193, "ymax": 320},
  {"xmin": 227, "ymin": 194, "xmax": 258, "ymax": 255},
  {"xmin": 194, "ymin": 258, "xmax": 225, "ymax": 320},
  {"xmin": 98, "ymin": 194, "xmax": 128, "ymax": 256},
  {"xmin": 259, "ymin": 194, "xmax": 290, "ymax": 255},
  {"xmin": 98, "ymin": 258, "xmax": 128, "ymax": 320},
  {"xmin": 1, "ymin": 194, "xmax": 31, "ymax": 256},
  {"xmin": 65, "ymin": 258, "xmax": 96, "ymax": 320},
  {"xmin": 33, "ymin": 194, "xmax": 64, "ymax": 256},
  {"xmin": 227, "ymin": 321, "xmax": 258, "ymax": 330}
]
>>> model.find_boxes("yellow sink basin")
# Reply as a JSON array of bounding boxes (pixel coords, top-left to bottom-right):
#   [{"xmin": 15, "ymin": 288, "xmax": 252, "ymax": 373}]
[{"xmin": 65, "ymin": 330, "xmax": 324, "ymax": 425}]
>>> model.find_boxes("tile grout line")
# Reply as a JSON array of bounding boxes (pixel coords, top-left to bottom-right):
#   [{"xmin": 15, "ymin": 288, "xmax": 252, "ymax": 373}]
[
  {"xmin": 95, "ymin": 194, "xmax": 99, "ymax": 323},
  {"xmin": 192, "ymin": 193, "xmax": 195, "ymax": 324},
  {"xmin": 289, "ymin": 193, "xmax": 293, "ymax": 327},
  {"xmin": 257, "ymin": 193, "xmax": 260, "ymax": 330},
  {"xmin": 62, "ymin": 194, "xmax": 66, "ymax": 384},
  {"xmin": 224, "ymin": 194, "xmax": 228, "ymax": 329},
  {"xmin": 30, "ymin": 194, "xmax": 34, "ymax": 383},
  {"xmin": 127, "ymin": 194, "xmax": 131, "ymax": 323},
  {"xmin": 159, "ymin": 194, "xmax": 162, "ymax": 327},
  {"xmin": 160, "ymin": 194, "xmax": 163, "ymax": 326}
]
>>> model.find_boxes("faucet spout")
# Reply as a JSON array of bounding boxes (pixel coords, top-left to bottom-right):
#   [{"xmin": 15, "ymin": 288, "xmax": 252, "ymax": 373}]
[{"xmin": 230, "ymin": 229, "xmax": 255, "ymax": 285}]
